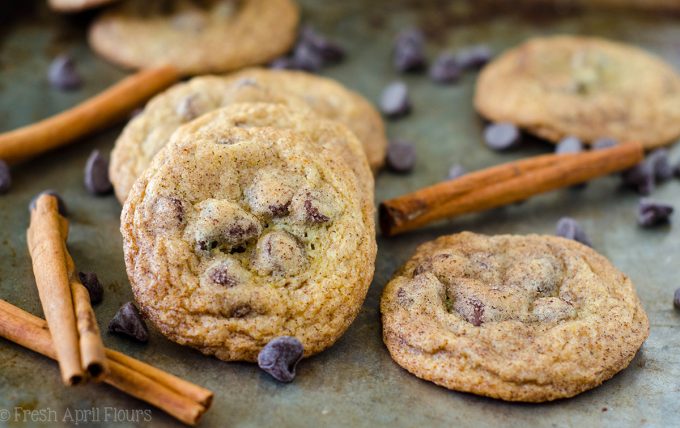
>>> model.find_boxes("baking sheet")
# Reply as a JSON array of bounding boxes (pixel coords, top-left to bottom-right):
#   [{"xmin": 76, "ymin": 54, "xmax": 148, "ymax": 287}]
[{"xmin": 1, "ymin": 1, "xmax": 679, "ymax": 426}]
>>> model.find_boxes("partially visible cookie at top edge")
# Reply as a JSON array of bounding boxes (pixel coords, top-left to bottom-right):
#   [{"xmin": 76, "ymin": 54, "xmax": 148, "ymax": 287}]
[
  {"xmin": 121, "ymin": 109, "xmax": 376, "ymax": 362},
  {"xmin": 474, "ymin": 35, "xmax": 680, "ymax": 148},
  {"xmin": 87, "ymin": 0, "xmax": 299, "ymax": 75},
  {"xmin": 381, "ymin": 232, "xmax": 649, "ymax": 402},
  {"xmin": 49, "ymin": 0, "xmax": 118, "ymax": 12},
  {"xmin": 110, "ymin": 68, "xmax": 386, "ymax": 203}
]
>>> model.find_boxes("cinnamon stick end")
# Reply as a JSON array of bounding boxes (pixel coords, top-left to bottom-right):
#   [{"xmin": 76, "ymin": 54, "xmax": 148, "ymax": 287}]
[
  {"xmin": 378, "ymin": 202, "xmax": 401, "ymax": 237},
  {"xmin": 86, "ymin": 361, "xmax": 108, "ymax": 382}
]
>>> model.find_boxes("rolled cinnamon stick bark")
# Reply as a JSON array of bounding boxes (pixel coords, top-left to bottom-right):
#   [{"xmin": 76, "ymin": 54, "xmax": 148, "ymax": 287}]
[{"xmin": 0, "ymin": 65, "xmax": 180, "ymax": 164}]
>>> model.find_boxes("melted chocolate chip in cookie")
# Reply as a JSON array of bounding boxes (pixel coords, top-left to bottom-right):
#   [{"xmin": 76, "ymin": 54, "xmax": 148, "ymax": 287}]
[
  {"xmin": 245, "ymin": 169, "xmax": 296, "ymax": 218},
  {"xmin": 253, "ymin": 231, "xmax": 307, "ymax": 276},
  {"xmin": 191, "ymin": 199, "xmax": 262, "ymax": 252}
]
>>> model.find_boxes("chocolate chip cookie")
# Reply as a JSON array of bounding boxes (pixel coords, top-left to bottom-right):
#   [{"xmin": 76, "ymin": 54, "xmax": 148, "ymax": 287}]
[
  {"xmin": 475, "ymin": 36, "xmax": 680, "ymax": 149},
  {"xmin": 110, "ymin": 69, "xmax": 387, "ymax": 202},
  {"xmin": 88, "ymin": 0, "xmax": 299, "ymax": 75},
  {"xmin": 121, "ymin": 105, "xmax": 377, "ymax": 362},
  {"xmin": 381, "ymin": 232, "xmax": 649, "ymax": 402}
]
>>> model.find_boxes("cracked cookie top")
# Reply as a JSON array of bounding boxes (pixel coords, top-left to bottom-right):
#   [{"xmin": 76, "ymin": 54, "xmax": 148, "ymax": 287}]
[
  {"xmin": 121, "ymin": 105, "xmax": 376, "ymax": 362},
  {"xmin": 381, "ymin": 232, "xmax": 648, "ymax": 402}
]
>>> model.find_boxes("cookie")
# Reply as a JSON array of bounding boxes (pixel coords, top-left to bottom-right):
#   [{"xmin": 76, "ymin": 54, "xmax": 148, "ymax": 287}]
[
  {"xmin": 110, "ymin": 69, "xmax": 387, "ymax": 202},
  {"xmin": 474, "ymin": 36, "xmax": 680, "ymax": 149},
  {"xmin": 121, "ymin": 105, "xmax": 377, "ymax": 362},
  {"xmin": 48, "ymin": 0, "xmax": 117, "ymax": 12},
  {"xmin": 88, "ymin": 0, "xmax": 299, "ymax": 75},
  {"xmin": 381, "ymin": 232, "xmax": 648, "ymax": 402}
]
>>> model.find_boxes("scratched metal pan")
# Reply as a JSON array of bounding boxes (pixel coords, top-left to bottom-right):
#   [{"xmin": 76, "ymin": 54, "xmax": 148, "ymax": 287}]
[{"xmin": 1, "ymin": 1, "xmax": 679, "ymax": 427}]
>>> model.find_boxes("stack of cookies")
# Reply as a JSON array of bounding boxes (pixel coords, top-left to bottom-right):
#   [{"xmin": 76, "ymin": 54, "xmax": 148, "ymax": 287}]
[{"xmin": 112, "ymin": 69, "xmax": 384, "ymax": 362}]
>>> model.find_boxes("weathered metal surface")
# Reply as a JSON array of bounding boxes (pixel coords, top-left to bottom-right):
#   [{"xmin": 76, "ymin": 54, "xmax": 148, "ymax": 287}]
[{"xmin": 1, "ymin": 1, "xmax": 679, "ymax": 427}]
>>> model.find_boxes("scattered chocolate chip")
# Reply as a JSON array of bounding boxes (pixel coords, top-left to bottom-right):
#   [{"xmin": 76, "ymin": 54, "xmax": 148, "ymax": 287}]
[
  {"xmin": 108, "ymin": 302, "xmax": 149, "ymax": 343},
  {"xmin": 647, "ymin": 149, "xmax": 673, "ymax": 182},
  {"xmin": 298, "ymin": 26, "xmax": 345, "ymax": 64},
  {"xmin": 555, "ymin": 136, "xmax": 583, "ymax": 154},
  {"xmin": 386, "ymin": 140, "xmax": 416, "ymax": 173},
  {"xmin": 78, "ymin": 272, "xmax": 104, "ymax": 305},
  {"xmin": 380, "ymin": 81, "xmax": 411, "ymax": 118},
  {"xmin": 673, "ymin": 288, "xmax": 680, "ymax": 310},
  {"xmin": 257, "ymin": 336, "xmax": 304, "ymax": 383},
  {"xmin": 456, "ymin": 45, "xmax": 493, "ymax": 70},
  {"xmin": 304, "ymin": 199, "xmax": 330, "ymax": 223},
  {"xmin": 447, "ymin": 164, "xmax": 466, "ymax": 180},
  {"xmin": 556, "ymin": 217, "xmax": 592, "ymax": 247},
  {"xmin": 483, "ymin": 122, "xmax": 520, "ymax": 151},
  {"xmin": 47, "ymin": 54, "xmax": 82, "ymax": 91},
  {"xmin": 0, "ymin": 160, "xmax": 11, "ymax": 195},
  {"xmin": 622, "ymin": 161, "xmax": 654, "ymax": 195},
  {"xmin": 269, "ymin": 57, "xmax": 297, "ymax": 70},
  {"xmin": 393, "ymin": 28, "xmax": 426, "ymax": 73},
  {"xmin": 292, "ymin": 42, "xmax": 324, "ymax": 72},
  {"xmin": 592, "ymin": 137, "xmax": 618, "ymax": 150},
  {"xmin": 638, "ymin": 199, "xmax": 673, "ymax": 227},
  {"xmin": 429, "ymin": 53, "xmax": 462, "ymax": 84},
  {"xmin": 29, "ymin": 190, "xmax": 67, "ymax": 216},
  {"xmin": 84, "ymin": 150, "xmax": 113, "ymax": 196}
]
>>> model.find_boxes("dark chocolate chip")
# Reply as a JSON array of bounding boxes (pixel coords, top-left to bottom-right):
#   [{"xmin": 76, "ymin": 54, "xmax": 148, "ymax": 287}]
[
  {"xmin": 29, "ymin": 190, "xmax": 67, "ymax": 216},
  {"xmin": 429, "ymin": 53, "xmax": 462, "ymax": 84},
  {"xmin": 269, "ymin": 201, "xmax": 291, "ymax": 217},
  {"xmin": 592, "ymin": 137, "xmax": 618, "ymax": 150},
  {"xmin": 380, "ymin": 81, "xmax": 411, "ymax": 118},
  {"xmin": 647, "ymin": 149, "xmax": 673, "ymax": 182},
  {"xmin": 447, "ymin": 164, "xmax": 466, "ymax": 180},
  {"xmin": 556, "ymin": 217, "xmax": 592, "ymax": 247},
  {"xmin": 304, "ymin": 199, "xmax": 330, "ymax": 223},
  {"xmin": 292, "ymin": 42, "xmax": 323, "ymax": 72},
  {"xmin": 298, "ymin": 26, "xmax": 345, "ymax": 64},
  {"xmin": 638, "ymin": 198, "xmax": 673, "ymax": 227},
  {"xmin": 555, "ymin": 136, "xmax": 583, "ymax": 154},
  {"xmin": 47, "ymin": 54, "xmax": 82, "ymax": 91},
  {"xmin": 393, "ymin": 28, "xmax": 427, "ymax": 73},
  {"xmin": 209, "ymin": 265, "xmax": 237, "ymax": 287},
  {"xmin": 622, "ymin": 161, "xmax": 655, "ymax": 195},
  {"xmin": 108, "ymin": 302, "xmax": 149, "ymax": 343},
  {"xmin": 456, "ymin": 45, "xmax": 493, "ymax": 70},
  {"xmin": 469, "ymin": 299, "xmax": 484, "ymax": 326},
  {"xmin": 483, "ymin": 122, "xmax": 520, "ymax": 151},
  {"xmin": 78, "ymin": 272, "xmax": 104, "ymax": 305},
  {"xmin": 257, "ymin": 336, "xmax": 304, "ymax": 383},
  {"xmin": 386, "ymin": 140, "xmax": 416, "ymax": 173},
  {"xmin": 0, "ymin": 160, "xmax": 11, "ymax": 195},
  {"xmin": 84, "ymin": 150, "xmax": 113, "ymax": 196},
  {"xmin": 269, "ymin": 57, "xmax": 297, "ymax": 70},
  {"xmin": 674, "ymin": 288, "xmax": 680, "ymax": 310}
]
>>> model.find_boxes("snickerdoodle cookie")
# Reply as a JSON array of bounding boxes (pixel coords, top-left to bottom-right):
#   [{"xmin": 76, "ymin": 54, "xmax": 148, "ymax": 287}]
[{"xmin": 381, "ymin": 232, "xmax": 648, "ymax": 402}]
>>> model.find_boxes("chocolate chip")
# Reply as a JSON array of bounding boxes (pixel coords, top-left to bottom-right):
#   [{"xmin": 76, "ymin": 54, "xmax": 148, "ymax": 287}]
[
  {"xmin": 0, "ymin": 160, "xmax": 11, "ymax": 195},
  {"xmin": 393, "ymin": 28, "xmax": 426, "ymax": 73},
  {"xmin": 647, "ymin": 149, "xmax": 673, "ymax": 182},
  {"xmin": 592, "ymin": 137, "xmax": 618, "ymax": 150},
  {"xmin": 298, "ymin": 26, "xmax": 345, "ymax": 64},
  {"xmin": 556, "ymin": 217, "xmax": 592, "ymax": 246},
  {"xmin": 257, "ymin": 336, "xmax": 304, "ymax": 383},
  {"xmin": 304, "ymin": 199, "xmax": 330, "ymax": 223},
  {"xmin": 47, "ymin": 54, "xmax": 82, "ymax": 91},
  {"xmin": 469, "ymin": 299, "xmax": 484, "ymax": 326},
  {"xmin": 622, "ymin": 161, "xmax": 655, "ymax": 195},
  {"xmin": 447, "ymin": 164, "xmax": 466, "ymax": 180},
  {"xmin": 108, "ymin": 302, "xmax": 149, "ymax": 343},
  {"xmin": 429, "ymin": 53, "xmax": 462, "ymax": 84},
  {"xmin": 386, "ymin": 140, "xmax": 416, "ymax": 173},
  {"xmin": 269, "ymin": 57, "xmax": 297, "ymax": 70},
  {"xmin": 456, "ymin": 45, "xmax": 493, "ymax": 70},
  {"xmin": 483, "ymin": 122, "xmax": 520, "ymax": 151},
  {"xmin": 638, "ymin": 198, "xmax": 673, "ymax": 227},
  {"xmin": 78, "ymin": 272, "xmax": 104, "ymax": 305},
  {"xmin": 555, "ymin": 136, "xmax": 583, "ymax": 154},
  {"xmin": 380, "ymin": 81, "xmax": 411, "ymax": 118},
  {"xmin": 292, "ymin": 42, "xmax": 324, "ymax": 72},
  {"xmin": 209, "ymin": 265, "xmax": 237, "ymax": 287},
  {"xmin": 29, "ymin": 190, "xmax": 67, "ymax": 216},
  {"xmin": 84, "ymin": 150, "xmax": 113, "ymax": 196},
  {"xmin": 674, "ymin": 288, "xmax": 680, "ymax": 310}
]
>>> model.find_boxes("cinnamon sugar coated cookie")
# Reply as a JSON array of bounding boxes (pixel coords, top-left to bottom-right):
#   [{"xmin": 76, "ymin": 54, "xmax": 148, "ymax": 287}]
[
  {"xmin": 88, "ymin": 0, "xmax": 299, "ymax": 75},
  {"xmin": 474, "ymin": 36, "xmax": 680, "ymax": 148},
  {"xmin": 381, "ymin": 232, "xmax": 648, "ymax": 402},
  {"xmin": 121, "ymin": 105, "xmax": 376, "ymax": 361},
  {"xmin": 110, "ymin": 68, "xmax": 387, "ymax": 202}
]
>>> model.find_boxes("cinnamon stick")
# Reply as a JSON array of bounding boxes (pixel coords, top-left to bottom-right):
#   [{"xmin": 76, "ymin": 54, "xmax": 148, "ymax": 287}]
[
  {"xmin": 0, "ymin": 65, "xmax": 181, "ymax": 165},
  {"xmin": 380, "ymin": 141, "xmax": 644, "ymax": 236},
  {"xmin": 27, "ymin": 194, "xmax": 83, "ymax": 385},
  {"xmin": 0, "ymin": 299, "xmax": 212, "ymax": 426}
]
